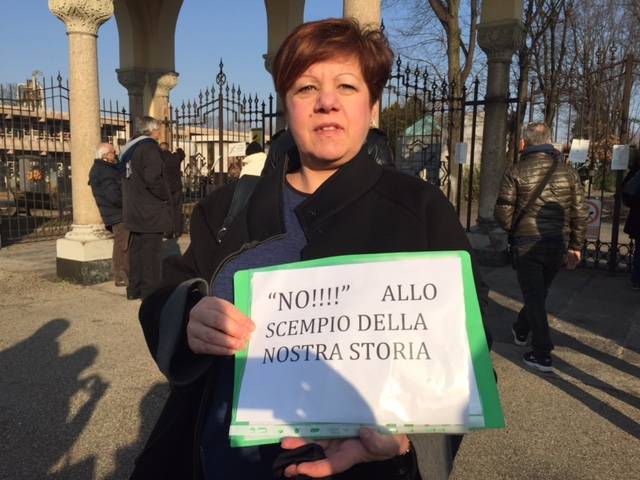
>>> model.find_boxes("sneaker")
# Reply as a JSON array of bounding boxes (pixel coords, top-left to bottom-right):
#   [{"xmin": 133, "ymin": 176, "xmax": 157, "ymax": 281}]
[
  {"xmin": 512, "ymin": 326, "xmax": 529, "ymax": 346},
  {"xmin": 631, "ymin": 283, "xmax": 640, "ymax": 291},
  {"xmin": 523, "ymin": 351, "xmax": 553, "ymax": 373}
]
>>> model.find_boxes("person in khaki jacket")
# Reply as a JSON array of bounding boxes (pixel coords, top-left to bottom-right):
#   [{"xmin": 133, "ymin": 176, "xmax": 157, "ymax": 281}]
[{"xmin": 495, "ymin": 122, "xmax": 588, "ymax": 373}]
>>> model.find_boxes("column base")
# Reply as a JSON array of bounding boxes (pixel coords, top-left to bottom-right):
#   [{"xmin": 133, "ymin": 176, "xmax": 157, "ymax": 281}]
[
  {"xmin": 467, "ymin": 221, "xmax": 509, "ymax": 267},
  {"xmin": 56, "ymin": 224, "xmax": 114, "ymax": 285}
]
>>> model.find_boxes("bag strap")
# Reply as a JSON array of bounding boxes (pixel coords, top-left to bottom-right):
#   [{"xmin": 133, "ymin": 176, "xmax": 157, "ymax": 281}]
[
  {"xmin": 216, "ymin": 175, "xmax": 260, "ymax": 244},
  {"xmin": 510, "ymin": 159, "xmax": 559, "ymax": 235}
]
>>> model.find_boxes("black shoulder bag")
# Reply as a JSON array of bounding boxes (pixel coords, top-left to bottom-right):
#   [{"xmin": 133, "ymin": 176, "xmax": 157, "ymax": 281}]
[{"xmin": 508, "ymin": 160, "xmax": 559, "ymax": 269}]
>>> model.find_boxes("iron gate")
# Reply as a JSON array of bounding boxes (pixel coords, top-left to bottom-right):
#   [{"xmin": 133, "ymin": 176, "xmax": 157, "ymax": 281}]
[
  {"xmin": 380, "ymin": 57, "xmax": 518, "ymax": 232},
  {"xmin": 0, "ymin": 75, "xmax": 129, "ymax": 246},
  {"xmin": 167, "ymin": 61, "xmax": 279, "ymax": 203}
]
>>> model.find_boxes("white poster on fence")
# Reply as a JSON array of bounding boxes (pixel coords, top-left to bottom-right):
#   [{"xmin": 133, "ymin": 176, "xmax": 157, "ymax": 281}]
[
  {"xmin": 234, "ymin": 256, "xmax": 476, "ymax": 427},
  {"xmin": 568, "ymin": 139, "xmax": 590, "ymax": 165},
  {"xmin": 227, "ymin": 142, "xmax": 247, "ymax": 157},
  {"xmin": 611, "ymin": 145, "xmax": 630, "ymax": 171},
  {"xmin": 455, "ymin": 142, "xmax": 468, "ymax": 165}
]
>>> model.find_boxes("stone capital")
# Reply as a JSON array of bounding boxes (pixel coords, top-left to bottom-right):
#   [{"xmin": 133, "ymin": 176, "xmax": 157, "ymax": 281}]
[
  {"xmin": 117, "ymin": 68, "xmax": 147, "ymax": 96},
  {"xmin": 478, "ymin": 19, "xmax": 526, "ymax": 63},
  {"xmin": 48, "ymin": 0, "xmax": 113, "ymax": 36},
  {"xmin": 148, "ymin": 71, "xmax": 179, "ymax": 98}
]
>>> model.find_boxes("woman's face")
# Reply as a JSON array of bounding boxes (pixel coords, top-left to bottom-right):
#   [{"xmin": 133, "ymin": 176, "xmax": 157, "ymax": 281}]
[{"xmin": 285, "ymin": 56, "xmax": 374, "ymax": 170}]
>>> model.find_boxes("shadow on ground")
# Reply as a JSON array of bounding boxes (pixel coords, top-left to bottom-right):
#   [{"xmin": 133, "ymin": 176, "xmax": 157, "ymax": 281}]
[
  {"xmin": 105, "ymin": 382, "xmax": 169, "ymax": 480},
  {"xmin": 486, "ymin": 296, "xmax": 640, "ymax": 440},
  {"xmin": 0, "ymin": 318, "xmax": 106, "ymax": 479}
]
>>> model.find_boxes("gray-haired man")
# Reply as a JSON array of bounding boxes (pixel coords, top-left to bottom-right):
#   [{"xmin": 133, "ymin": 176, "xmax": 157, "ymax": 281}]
[
  {"xmin": 495, "ymin": 122, "xmax": 588, "ymax": 372},
  {"xmin": 89, "ymin": 143, "xmax": 129, "ymax": 286},
  {"xmin": 121, "ymin": 116, "xmax": 172, "ymax": 300}
]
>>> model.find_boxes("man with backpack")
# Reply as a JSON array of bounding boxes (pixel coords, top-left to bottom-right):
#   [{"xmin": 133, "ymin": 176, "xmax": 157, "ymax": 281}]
[{"xmin": 495, "ymin": 122, "xmax": 588, "ymax": 373}]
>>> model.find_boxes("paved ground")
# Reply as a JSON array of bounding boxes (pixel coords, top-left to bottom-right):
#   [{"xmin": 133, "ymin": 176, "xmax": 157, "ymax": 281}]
[{"xmin": 0, "ymin": 238, "xmax": 638, "ymax": 479}]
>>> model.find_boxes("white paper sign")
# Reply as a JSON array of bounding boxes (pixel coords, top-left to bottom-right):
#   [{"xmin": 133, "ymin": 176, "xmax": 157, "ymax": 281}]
[
  {"xmin": 568, "ymin": 139, "xmax": 590, "ymax": 165},
  {"xmin": 235, "ymin": 257, "xmax": 479, "ymax": 427},
  {"xmin": 455, "ymin": 142, "xmax": 468, "ymax": 165},
  {"xmin": 227, "ymin": 142, "xmax": 246, "ymax": 157},
  {"xmin": 612, "ymin": 144, "xmax": 630, "ymax": 171}
]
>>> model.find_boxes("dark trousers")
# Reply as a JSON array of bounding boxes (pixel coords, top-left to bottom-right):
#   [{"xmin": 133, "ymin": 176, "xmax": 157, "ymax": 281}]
[
  {"xmin": 513, "ymin": 241, "xmax": 564, "ymax": 356},
  {"xmin": 129, "ymin": 232, "xmax": 163, "ymax": 299},
  {"xmin": 632, "ymin": 239, "xmax": 640, "ymax": 285},
  {"xmin": 110, "ymin": 222, "xmax": 129, "ymax": 284}
]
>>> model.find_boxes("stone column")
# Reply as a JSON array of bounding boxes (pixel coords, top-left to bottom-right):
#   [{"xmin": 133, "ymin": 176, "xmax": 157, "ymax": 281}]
[
  {"xmin": 148, "ymin": 70, "xmax": 179, "ymax": 143},
  {"xmin": 49, "ymin": 0, "xmax": 114, "ymax": 284},
  {"xmin": 264, "ymin": 0, "xmax": 305, "ymax": 131},
  {"xmin": 117, "ymin": 67, "xmax": 147, "ymax": 135},
  {"xmin": 343, "ymin": 0, "xmax": 381, "ymax": 25},
  {"xmin": 343, "ymin": 0, "xmax": 382, "ymax": 126},
  {"xmin": 469, "ymin": 19, "xmax": 525, "ymax": 265}
]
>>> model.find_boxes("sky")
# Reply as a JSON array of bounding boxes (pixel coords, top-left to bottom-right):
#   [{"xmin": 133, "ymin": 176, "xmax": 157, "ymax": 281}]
[{"xmin": 0, "ymin": 1, "xmax": 378, "ymax": 108}]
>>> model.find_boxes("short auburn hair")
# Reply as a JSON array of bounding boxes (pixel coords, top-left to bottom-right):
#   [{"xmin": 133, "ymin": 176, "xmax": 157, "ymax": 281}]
[{"xmin": 272, "ymin": 18, "xmax": 394, "ymax": 106}]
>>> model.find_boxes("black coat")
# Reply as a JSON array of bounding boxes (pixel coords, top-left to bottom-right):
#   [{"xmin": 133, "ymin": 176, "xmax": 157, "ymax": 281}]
[
  {"xmin": 623, "ymin": 166, "xmax": 640, "ymax": 239},
  {"xmin": 134, "ymin": 146, "xmax": 490, "ymax": 480},
  {"xmin": 161, "ymin": 149, "xmax": 185, "ymax": 236},
  {"xmin": 122, "ymin": 139, "xmax": 173, "ymax": 233},
  {"xmin": 88, "ymin": 159, "xmax": 123, "ymax": 226}
]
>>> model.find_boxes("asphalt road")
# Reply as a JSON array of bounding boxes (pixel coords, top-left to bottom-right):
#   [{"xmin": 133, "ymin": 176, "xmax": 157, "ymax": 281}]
[{"xmin": 0, "ymin": 239, "xmax": 638, "ymax": 479}]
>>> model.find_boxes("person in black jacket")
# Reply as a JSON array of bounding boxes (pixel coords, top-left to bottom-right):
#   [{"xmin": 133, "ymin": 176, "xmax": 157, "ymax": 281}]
[
  {"xmin": 133, "ymin": 19, "xmax": 491, "ymax": 480},
  {"xmin": 622, "ymin": 147, "xmax": 640, "ymax": 289},
  {"xmin": 121, "ymin": 117, "xmax": 172, "ymax": 300},
  {"xmin": 495, "ymin": 123, "xmax": 588, "ymax": 373},
  {"xmin": 159, "ymin": 142, "xmax": 185, "ymax": 238},
  {"xmin": 88, "ymin": 143, "xmax": 128, "ymax": 287}
]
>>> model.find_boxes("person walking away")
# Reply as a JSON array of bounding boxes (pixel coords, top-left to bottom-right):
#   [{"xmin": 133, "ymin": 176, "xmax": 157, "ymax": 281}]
[
  {"xmin": 622, "ymin": 146, "xmax": 640, "ymax": 289},
  {"xmin": 121, "ymin": 117, "xmax": 173, "ymax": 300},
  {"xmin": 495, "ymin": 122, "xmax": 588, "ymax": 373}
]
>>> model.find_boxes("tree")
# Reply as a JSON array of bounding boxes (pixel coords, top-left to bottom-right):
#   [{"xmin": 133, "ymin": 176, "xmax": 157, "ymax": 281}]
[{"xmin": 385, "ymin": 0, "xmax": 479, "ymax": 200}]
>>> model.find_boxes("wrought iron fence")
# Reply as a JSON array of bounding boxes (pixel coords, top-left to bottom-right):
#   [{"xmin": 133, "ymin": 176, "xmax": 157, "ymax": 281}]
[
  {"xmin": 2, "ymin": 56, "xmax": 636, "ymax": 275},
  {"xmin": 166, "ymin": 61, "xmax": 279, "ymax": 230},
  {"xmin": 0, "ymin": 74, "xmax": 129, "ymax": 246},
  {"xmin": 380, "ymin": 57, "xmax": 510, "ymax": 232}
]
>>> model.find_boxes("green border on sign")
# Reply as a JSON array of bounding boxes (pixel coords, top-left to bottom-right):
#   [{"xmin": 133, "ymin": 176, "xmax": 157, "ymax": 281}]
[{"xmin": 231, "ymin": 251, "xmax": 504, "ymax": 447}]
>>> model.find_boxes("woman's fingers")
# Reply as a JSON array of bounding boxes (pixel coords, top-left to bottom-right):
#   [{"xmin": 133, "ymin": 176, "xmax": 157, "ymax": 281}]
[
  {"xmin": 187, "ymin": 296, "xmax": 255, "ymax": 355},
  {"xmin": 280, "ymin": 437, "xmax": 330, "ymax": 450},
  {"xmin": 358, "ymin": 429, "xmax": 408, "ymax": 458},
  {"xmin": 188, "ymin": 336, "xmax": 237, "ymax": 356}
]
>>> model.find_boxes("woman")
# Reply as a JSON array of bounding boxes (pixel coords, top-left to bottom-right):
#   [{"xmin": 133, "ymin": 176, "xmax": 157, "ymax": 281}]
[{"xmin": 133, "ymin": 18, "xmax": 489, "ymax": 480}]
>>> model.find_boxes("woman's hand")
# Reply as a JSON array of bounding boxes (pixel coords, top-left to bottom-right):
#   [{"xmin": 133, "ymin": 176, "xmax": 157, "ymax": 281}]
[
  {"xmin": 187, "ymin": 296, "xmax": 255, "ymax": 356},
  {"xmin": 280, "ymin": 428, "xmax": 410, "ymax": 478}
]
